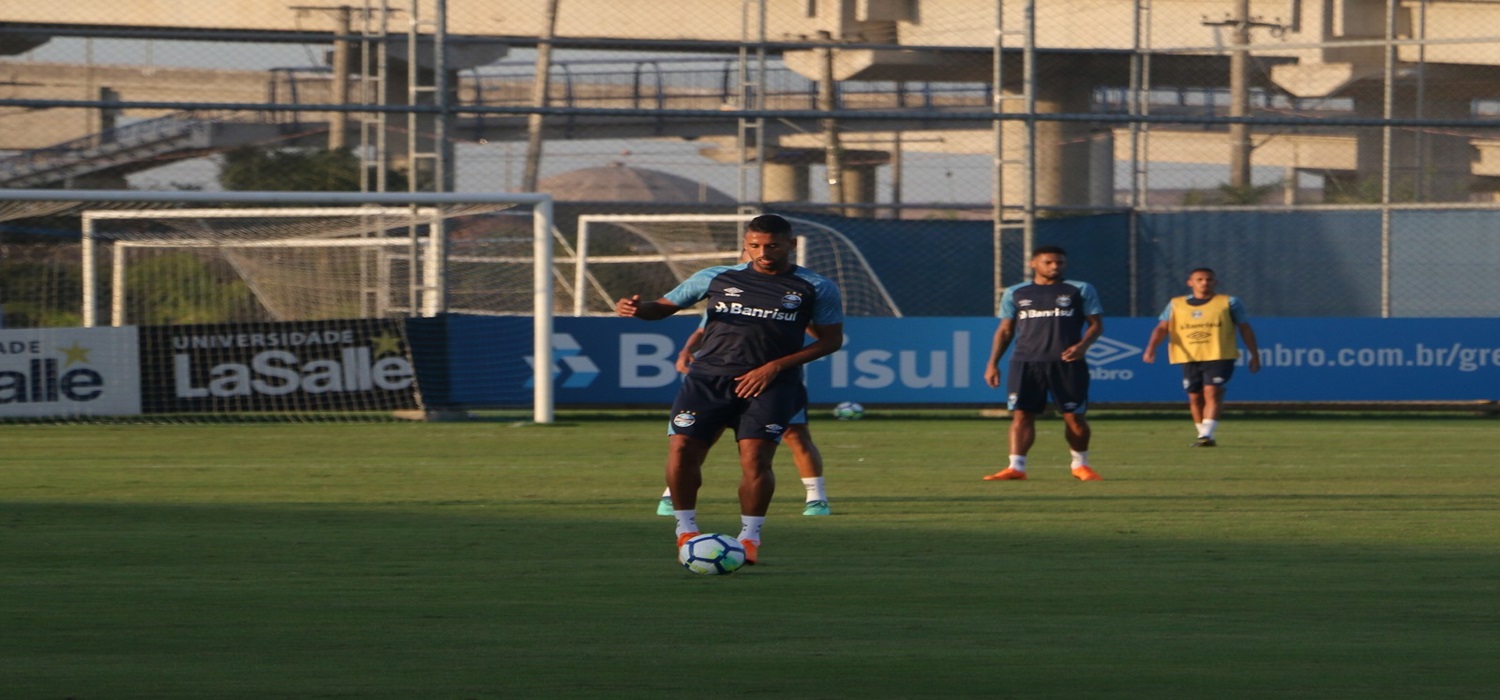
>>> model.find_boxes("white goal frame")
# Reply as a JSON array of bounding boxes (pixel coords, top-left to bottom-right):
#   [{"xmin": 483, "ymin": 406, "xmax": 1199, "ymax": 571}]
[
  {"xmin": 0, "ymin": 188, "xmax": 559, "ymax": 424},
  {"xmin": 85, "ymin": 207, "xmax": 448, "ymax": 327},
  {"xmin": 573, "ymin": 213, "xmax": 902, "ymax": 317}
]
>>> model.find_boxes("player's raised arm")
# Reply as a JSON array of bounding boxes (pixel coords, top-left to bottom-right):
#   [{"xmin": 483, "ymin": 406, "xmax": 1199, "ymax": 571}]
[{"xmin": 616, "ymin": 294, "xmax": 682, "ymax": 320}]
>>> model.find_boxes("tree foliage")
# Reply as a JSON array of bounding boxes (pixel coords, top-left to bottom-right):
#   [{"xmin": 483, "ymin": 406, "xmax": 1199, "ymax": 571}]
[
  {"xmin": 123, "ymin": 253, "xmax": 256, "ymax": 326},
  {"xmin": 218, "ymin": 147, "xmax": 409, "ymax": 192}
]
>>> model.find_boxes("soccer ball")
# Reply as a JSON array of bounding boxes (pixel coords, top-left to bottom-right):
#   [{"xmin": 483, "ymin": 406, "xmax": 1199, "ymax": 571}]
[
  {"xmin": 678, "ymin": 533, "xmax": 747, "ymax": 575},
  {"xmin": 832, "ymin": 401, "xmax": 865, "ymax": 420}
]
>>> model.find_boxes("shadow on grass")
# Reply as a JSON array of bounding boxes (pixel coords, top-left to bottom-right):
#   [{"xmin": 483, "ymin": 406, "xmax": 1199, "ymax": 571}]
[{"xmin": 3, "ymin": 500, "xmax": 1499, "ymax": 698}]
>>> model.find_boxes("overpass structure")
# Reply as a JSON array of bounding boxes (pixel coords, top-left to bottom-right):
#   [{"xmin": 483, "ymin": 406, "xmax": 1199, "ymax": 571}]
[{"xmin": 4, "ymin": 0, "xmax": 1500, "ymax": 205}]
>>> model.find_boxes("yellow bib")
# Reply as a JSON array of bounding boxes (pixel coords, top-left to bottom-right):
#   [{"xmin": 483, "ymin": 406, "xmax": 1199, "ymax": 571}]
[{"xmin": 1167, "ymin": 295, "xmax": 1239, "ymax": 363}]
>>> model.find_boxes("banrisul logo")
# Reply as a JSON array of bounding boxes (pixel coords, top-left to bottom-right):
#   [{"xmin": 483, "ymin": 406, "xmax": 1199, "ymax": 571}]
[
  {"xmin": 527, "ymin": 333, "xmax": 600, "ymax": 388},
  {"xmin": 1087, "ymin": 336, "xmax": 1141, "ymax": 380}
]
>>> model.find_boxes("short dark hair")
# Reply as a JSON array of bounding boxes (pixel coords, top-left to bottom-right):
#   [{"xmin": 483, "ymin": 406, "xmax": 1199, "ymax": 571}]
[
  {"xmin": 1189, "ymin": 267, "xmax": 1216, "ymax": 277},
  {"xmin": 1032, "ymin": 245, "xmax": 1067, "ymax": 258},
  {"xmin": 746, "ymin": 214, "xmax": 793, "ymax": 237}
]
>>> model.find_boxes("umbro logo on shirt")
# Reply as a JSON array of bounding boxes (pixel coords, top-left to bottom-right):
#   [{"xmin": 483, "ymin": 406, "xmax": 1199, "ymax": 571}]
[{"xmin": 723, "ymin": 287, "xmax": 744, "ymax": 298}]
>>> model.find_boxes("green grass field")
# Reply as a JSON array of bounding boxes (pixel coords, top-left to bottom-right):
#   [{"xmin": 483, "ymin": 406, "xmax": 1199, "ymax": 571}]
[{"xmin": 4, "ymin": 412, "xmax": 1499, "ymax": 699}]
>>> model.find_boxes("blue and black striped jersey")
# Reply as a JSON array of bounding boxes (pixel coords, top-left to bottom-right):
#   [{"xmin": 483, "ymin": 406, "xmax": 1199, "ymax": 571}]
[
  {"xmin": 998, "ymin": 280, "xmax": 1103, "ymax": 362},
  {"xmin": 664, "ymin": 262, "xmax": 842, "ymax": 376}
]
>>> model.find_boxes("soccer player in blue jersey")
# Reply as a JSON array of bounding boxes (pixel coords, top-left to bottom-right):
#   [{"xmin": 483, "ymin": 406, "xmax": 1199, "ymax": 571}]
[
  {"xmin": 616, "ymin": 214, "xmax": 844, "ymax": 564},
  {"xmin": 1141, "ymin": 267, "xmax": 1261, "ymax": 447},
  {"xmin": 981, "ymin": 245, "xmax": 1105, "ymax": 481}
]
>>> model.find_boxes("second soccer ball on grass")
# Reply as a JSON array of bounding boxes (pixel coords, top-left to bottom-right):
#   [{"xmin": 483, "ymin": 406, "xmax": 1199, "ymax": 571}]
[{"xmin": 832, "ymin": 401, "xmax": 865, "ymax": 420}]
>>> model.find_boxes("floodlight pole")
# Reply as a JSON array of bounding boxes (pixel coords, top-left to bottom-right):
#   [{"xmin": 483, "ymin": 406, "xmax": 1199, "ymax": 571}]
[
  {"xmin": 1380, "ymin": 0, "xmax": 1396, "ymax": 319},
  {"xmin": 1228, "ymin": 0, "xmax": 1252, "ymax": 189},
  {"xmin": 523, "ymin": 0, "xmax": 561, "ymax": 192}
]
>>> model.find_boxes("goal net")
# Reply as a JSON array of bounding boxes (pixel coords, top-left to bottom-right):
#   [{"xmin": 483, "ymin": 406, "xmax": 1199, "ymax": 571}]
[
  {"xmin": 0, "ymin": 190, "xmax": 556, "ymax": 424},
  {"xmin": 571, "ymin": 214, "xmax": 902, "ymax": 317}
]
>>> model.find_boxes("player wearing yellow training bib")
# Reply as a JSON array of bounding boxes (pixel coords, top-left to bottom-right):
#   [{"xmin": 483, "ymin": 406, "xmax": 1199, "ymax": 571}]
[{"xmin": 1142, "ymin": 268, "xmax": 1261, "ymax": 447}]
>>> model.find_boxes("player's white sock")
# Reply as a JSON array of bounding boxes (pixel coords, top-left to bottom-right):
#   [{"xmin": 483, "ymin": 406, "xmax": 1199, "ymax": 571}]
[
  {"xmin": 674, "ymin": 511, "xmax": 698, "ymax": 536},
  {"xmin": 660, "ymin": 487, "xmax": 672, "ymax": 499},
  {"xmin": 1070, "ymin": 450, "xmax": 1089, "ymax": 468},
  {"xmin": 738, "ymin": 515, "xmax": 765, "ymax": 544},
  {"xmin": 1009, "ymin": 455, "xmax": 1027, "ymax": 472},
  {"xmin": 1201, "ymin": 419, "xmax": 1218, "ymax": 439},
  {"xmin": 801, "ymin": 476, "xmax": 826, "ymax": 503},
  {"xmin": 1194, "ymin": 422, "xmax": 1205, "ymax": 437}
]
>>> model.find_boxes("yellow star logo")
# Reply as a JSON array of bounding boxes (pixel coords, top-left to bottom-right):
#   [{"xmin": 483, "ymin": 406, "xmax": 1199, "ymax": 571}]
[
  {"xmin": 59, "ymin": 341, "xmax": 92, "ymax": 368},
  {"xmin": 370, "ymin": 332, "xmax": 404, "ymax": 357}
]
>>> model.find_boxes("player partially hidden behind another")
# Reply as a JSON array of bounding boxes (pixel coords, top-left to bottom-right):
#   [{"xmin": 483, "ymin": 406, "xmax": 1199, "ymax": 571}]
[
  {"xmin": 982, "ymin": 245, "xmax": 1105, "ymax": 482},
  {"xmin": 660, "ymin": 321, "xmax": 832, "ymax": 516},
  {"xmin": 1142, "ymin": 267, "xmax": 1261, "ymax": 447},
  {"xmin": 617, "ymin": 214, "xmax": 844, "ymax": 565}
]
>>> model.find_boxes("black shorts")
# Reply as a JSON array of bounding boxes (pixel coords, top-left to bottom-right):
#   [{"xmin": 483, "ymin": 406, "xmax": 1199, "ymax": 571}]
[
  {"xmin": 668, "ymin": 372, "xmax": 806, "ymax": 442},
  {"xmin": 1007, "ymin": 360, "xmax": 1091, "ymax": 414},
  {"xmin": 1181, "ymin": 360, "xmax": 1237, "ymax": 393},
  {"xmin": 787, "ymin": 383, "xmax": 809, "ymax": 426}
]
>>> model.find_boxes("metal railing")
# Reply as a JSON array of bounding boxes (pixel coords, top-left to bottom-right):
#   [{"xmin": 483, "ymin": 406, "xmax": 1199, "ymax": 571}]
[{"xmin": 0, "ymin": 110, "xmax": 255, "ymax": 186}]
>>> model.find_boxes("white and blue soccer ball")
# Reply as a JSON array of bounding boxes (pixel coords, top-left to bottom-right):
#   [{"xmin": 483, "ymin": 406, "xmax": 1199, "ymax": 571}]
[
  {"xmin": 679, "ymin": 533, "xmax": 747, "ymax": 575},
  {"xmin": 832, "ymin": 401, "xmax": 865, "ymax": 421}
]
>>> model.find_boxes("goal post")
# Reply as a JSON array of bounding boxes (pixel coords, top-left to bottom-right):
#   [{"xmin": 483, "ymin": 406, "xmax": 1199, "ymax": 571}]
[
  {"xmin": 86, "ymin": 207, "xmax": 453, "ymax": 327},
  {"xmin": 572, "ymin": 213, "xmax": 902, "ymax": 317}
]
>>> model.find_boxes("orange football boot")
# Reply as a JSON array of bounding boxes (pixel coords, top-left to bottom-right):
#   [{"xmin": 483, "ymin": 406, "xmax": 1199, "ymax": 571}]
[
  {"xmin": 1071, "ymin": 465, "xmax": 1103, "ymax": 481},
  {"xmin": 982, "ymin": 467, "xmax": 1027, "ymax": 481},
  {"xmin": 739, "ymin": 539, "xmax": 759, "ymax": 565}
]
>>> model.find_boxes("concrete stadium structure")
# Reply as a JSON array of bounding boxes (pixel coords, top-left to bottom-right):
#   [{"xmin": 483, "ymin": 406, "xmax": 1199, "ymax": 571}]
[{"xmin": 5, "ymin": 0, "xmax": 1500, "ymax": 204}]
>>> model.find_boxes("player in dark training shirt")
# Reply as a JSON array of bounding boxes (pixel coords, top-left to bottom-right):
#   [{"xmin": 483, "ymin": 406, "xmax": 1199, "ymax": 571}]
[
  {"xmin": 981, "ymin": 245, "xmax": 1105, "ymax": 482},
  {"xmin": 616, "ymin": 214, "xmax": 844, "ymax": 565}
]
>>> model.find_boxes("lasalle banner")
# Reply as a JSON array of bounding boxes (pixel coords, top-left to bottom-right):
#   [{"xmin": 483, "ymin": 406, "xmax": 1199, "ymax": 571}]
[
  {"xmin": 443, "ymin": 316, "xmax": 1500, "ymax": 407},
  {"xmin": 139, "ymin": 319, "xmax": 420, "ymax": 413},
  {"xmin": 0, "ymin": 326, "xmax": 142, "ymax": 418}
]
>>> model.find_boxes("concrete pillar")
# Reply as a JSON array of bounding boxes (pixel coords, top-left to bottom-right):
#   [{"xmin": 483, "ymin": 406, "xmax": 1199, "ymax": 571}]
[
  {"xmin": 98, "ymin": 86, "xmax": 120, "ymax": 143},
  {"xmin": 764, "ymin": 162, "xmax": 810, "ymax": 203},
  {"xmin": 841, "ymin": 164, "xmax": 879, "ymax": 216},
  {"xmin": 1088, "ymin": 130, "xmax": 1115, "ymax": 207},
  {"xmin": 1335, "ymin": 87, "xmax": 1474, "ymax": 201},
  {"xmin": 1000, "ymin": 55, "xmax": 1095, "ymax": 210},
  {"xmin": 378, "ymin": 59, "xmax": 458, "ymax": 187},
  {"xmin": 702, "ymin": 145, "xmax": 887, "ymax": 210},
  {"xmin": 329, "ymin": 5, "xmax": 352, "ymax": 151}
]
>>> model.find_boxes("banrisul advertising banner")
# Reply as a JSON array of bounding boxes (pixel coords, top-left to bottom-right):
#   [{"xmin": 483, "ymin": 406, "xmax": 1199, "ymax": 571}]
[
  {"xmin": 503, "ymin": 316, "xmax": 1500, "ymax": 406},
  {"xmin": 805, "ymin": 317, "xmax": 1500, "ymax": 403},
  {"xmin": 0, "ymin": 327, "xmax": 142, "ymax": 418},
  {"xmin": 139, "ymin": 319, "xmax": 419, "ymax": 413}
]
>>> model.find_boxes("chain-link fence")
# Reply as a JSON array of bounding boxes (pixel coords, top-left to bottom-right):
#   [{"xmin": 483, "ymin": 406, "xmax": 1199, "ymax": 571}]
[{"xmin": 5, "ymin": 1, "xmax": 1500, "ymax": 326}]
